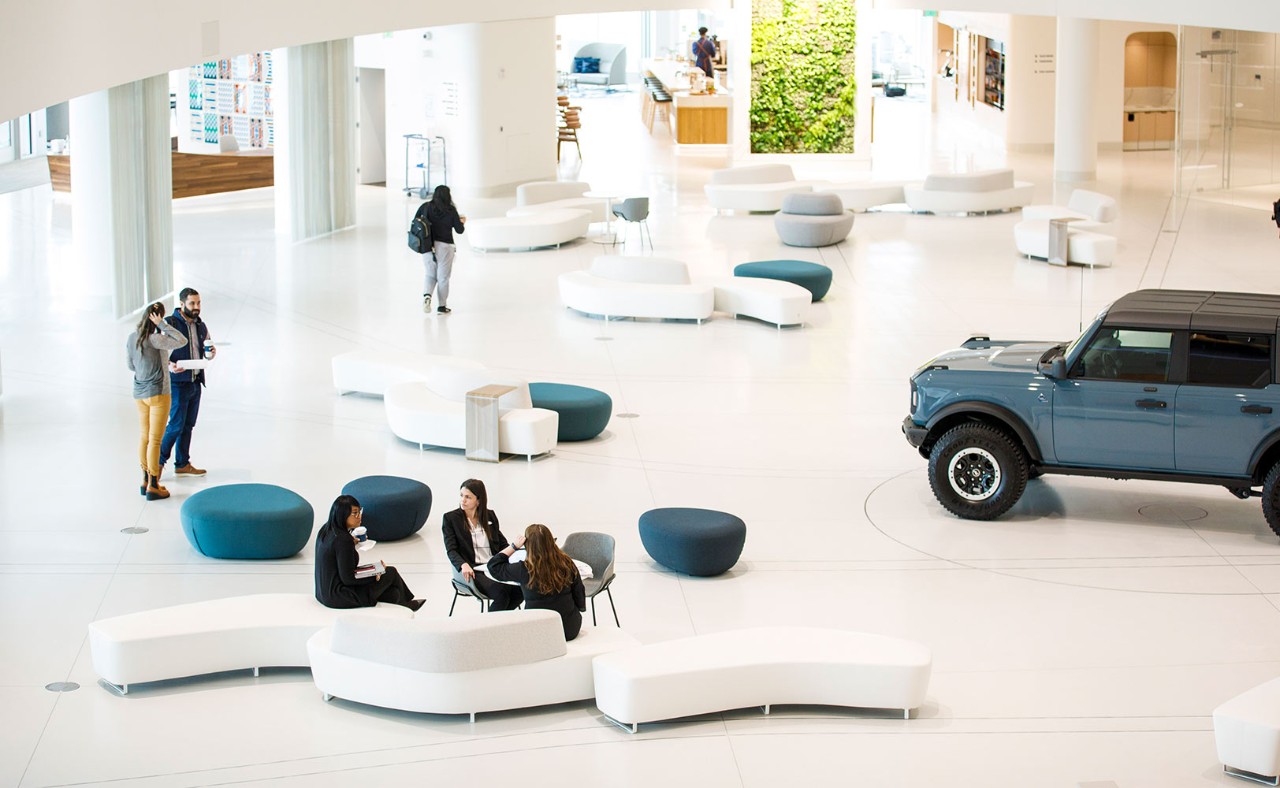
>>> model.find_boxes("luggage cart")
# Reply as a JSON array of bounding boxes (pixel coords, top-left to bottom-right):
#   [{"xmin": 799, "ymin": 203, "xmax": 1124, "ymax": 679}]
[{"xmin": 403, "ymin": 134, "xmax": 448, "ymax": 199}]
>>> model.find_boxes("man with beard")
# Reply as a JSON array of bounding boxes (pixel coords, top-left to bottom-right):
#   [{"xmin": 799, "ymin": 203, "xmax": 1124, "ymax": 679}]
[{"xmin": 159, "ymin": 288, "xmax": 215, "ymax": 477}]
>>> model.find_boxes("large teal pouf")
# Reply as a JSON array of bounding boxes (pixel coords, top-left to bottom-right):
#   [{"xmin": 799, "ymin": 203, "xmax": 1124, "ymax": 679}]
[
  {"xmin": 340, "ymin": 475, "xmax": 432, "ymax": 541},
  {"xmin": 180, "ymin": 484, "xmax": 313, "ymax": 559},
  {"xmin": 529, "ymin": 382, "xmax": 613, "ymax": 442},
  {"xmin": 734, "ymin": 260, "xmax": 833, "ymax": 302},
  {"xmin": 638, "ymin": 507, "xmax": 746, "ymax": 577}
]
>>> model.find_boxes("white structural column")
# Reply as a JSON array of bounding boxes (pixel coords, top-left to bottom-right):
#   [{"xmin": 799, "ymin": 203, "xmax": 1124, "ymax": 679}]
[
  {"xmin": 1053, "ymin": 17, "xmax": 1100, "ymax": 182},
  {"xmin": 69, "ymin": 75, "xmax": 173, "ymax": 319},
  {"xmin": 277, "ymin": 39, "xmax": 356, "ymax": 242}
]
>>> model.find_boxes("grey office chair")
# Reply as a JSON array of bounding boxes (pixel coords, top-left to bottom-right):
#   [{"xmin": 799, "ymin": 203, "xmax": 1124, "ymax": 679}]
[
  {"xmin": 448, "ymin": 565, "xmax": 494, "ymax": 616},
  {"xmin": 611, "ymin": 197, "xmax": 652, "ymax": 252},
  {"xmin": 562, "ymin": 531, "xmax": 619, "ymax": 626}
]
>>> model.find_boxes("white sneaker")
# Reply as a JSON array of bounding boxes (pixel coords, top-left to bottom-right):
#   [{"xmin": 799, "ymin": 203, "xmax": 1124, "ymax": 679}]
[{"xmin": 422, "ymin": 295, "xmax": 432, "ymax": 313}]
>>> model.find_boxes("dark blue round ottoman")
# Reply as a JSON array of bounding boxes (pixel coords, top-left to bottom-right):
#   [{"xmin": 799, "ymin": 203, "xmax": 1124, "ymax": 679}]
[
  {"xmin": 340, "ymin": 475, "xmax": 432, "ymax": 541},
  {"xmin": 529, "ymin": 382, "xmax": 612, "ymax": 442},
  {"xmin": 180, "ymin": 484, "xmax": 313, "ymax": 559},
  {"xmin": 734, "ymin": 260, "xmax": 833, "ymax": 302},
  {"xmin": 638, "ymin": 507, "xmax": 746, "ymax": 577}
]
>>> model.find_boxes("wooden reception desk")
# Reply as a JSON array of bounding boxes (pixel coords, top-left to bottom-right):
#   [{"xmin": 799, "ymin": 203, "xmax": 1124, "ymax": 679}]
[
  {"xmin": 48, "ymin": 149, "xmax": 274, "ymax": 199},
  {"xmin": 644, "ymin": 59, "xmax": 731, "ymax": 145}
]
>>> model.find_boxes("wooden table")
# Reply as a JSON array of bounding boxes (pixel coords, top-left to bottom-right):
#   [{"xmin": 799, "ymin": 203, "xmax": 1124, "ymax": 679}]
[{"xmin": 48, "ymin": 149, "xmax": 274, "ymax": 198}]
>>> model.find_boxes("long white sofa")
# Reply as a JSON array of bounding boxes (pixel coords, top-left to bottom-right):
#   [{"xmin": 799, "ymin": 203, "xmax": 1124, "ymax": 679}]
[
  {"xmin": 87, "ymin": 594, "xmax": 414, "ymax": 694},
  {"xmin": 1214, "ymin": 677, "xmax": 1280, "ymax": 784},
  {"xmin": 559, "ymin": 256, "xmax": 714, "ymax": 322},
  {"xmin": 705, "ymin": 164, "xmax": 812, "ymax": 213},
  {"xmin": 309, "ymin": 609, "xmax": 640, "ymax": 721},
  {"xmin": 713, "ymin": 278, "xmax": 809, "ymax": 328},
  {"xmin": 331, "ymin": 350, "xmax": 482, "ymax": 397},
  {"xmin": 814, "ymin": 181, "xmax": 907, "ymax": 212},
  {"xmin": 384, "ymin": 363, "xmax": 558, "ymax": 459},
  {"xmin": 506, "ymin": 181, "xmax": 607, "ymax": 224},
  {"xmin": 903, "ymin": 169, "xmax": 1034, "ymax": 215},
  {"xmin": 466, "ymin": 208, "xmax": 592, "ymax": 251},
  {"xmin": 592, "ymin": 627, "xmax": 932, "ymax": 732}
]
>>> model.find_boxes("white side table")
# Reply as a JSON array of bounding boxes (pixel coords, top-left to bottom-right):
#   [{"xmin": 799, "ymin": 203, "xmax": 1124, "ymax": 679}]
[
  {"xmin": 585, "ymin": 191, "xmax": 622, "ymax": 245},
  {"xmin": 1047, "ymin": 216, "xmax": 1082, "ymax": 267},
  {"xmin": 465, "ymin": 384, "xmax": 516, "ymax": 462}
]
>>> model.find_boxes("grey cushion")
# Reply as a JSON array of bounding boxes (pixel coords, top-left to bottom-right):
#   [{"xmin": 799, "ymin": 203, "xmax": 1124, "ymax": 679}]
[
  {"xmin": 774, "ymin": 212, "xmax": 854, "ymax": 247},
  {"xmin": 780, "ymin": 192, "xmax": 844, "ymax": 216},
  {"xmin": 329, "ymin": 610, "xmax": 567, "ymax": 673},
  {"xmin": 922, "ymin": 169, "xmax": 1015, "ymax": 193}
]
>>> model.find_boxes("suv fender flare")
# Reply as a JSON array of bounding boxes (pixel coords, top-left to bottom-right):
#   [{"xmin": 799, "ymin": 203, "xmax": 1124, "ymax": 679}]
[
  {"xmin": 1248, "ymin": 429, "xmax": 1280, "ymax": 480},
  {"xmin": 925, "ymin": 402, "xmax": 1044, "ymax": 463}
]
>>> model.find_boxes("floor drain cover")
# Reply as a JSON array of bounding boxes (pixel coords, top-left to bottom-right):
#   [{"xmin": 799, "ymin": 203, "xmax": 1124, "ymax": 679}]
[
  {"xmin": 1137, "ymin": 504, "xmax": 1209, "ymax": 523},
  {"xmin": 595, "ymin": 336, "xmax": 614, "ymax": 342},
  {"xmin": 45, "ymin": 682, "xmax": 79, "ymax": 693},
  {"xmin": 615, "ymin": 413, "xmax": 639, "ymax": 419},
  {"xmin": 120, "ymin": 527, "xmax": 149, "ymax": 535}
]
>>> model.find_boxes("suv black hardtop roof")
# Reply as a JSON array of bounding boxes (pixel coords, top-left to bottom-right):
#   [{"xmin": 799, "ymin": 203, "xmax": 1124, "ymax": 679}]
[{"xmin": 1103, "ymin": 289, "xmax": 1280, "ymax": 334}]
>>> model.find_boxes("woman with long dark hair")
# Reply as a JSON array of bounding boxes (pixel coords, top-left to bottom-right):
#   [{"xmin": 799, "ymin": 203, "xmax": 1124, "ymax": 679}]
[
  {"xmin": 125, "ymin": 301, "xmax": 187, "ymax": 500},
  {"xmin": 488, "ymin": 524, "xmax": 587, "ymax": 640},
  {"xmin": 441, "ymin": 479, "xmax": 523, "ymax": 612},
  {"xmin": 412, "ymin": 183, "xmax": 466, "ymax": 315},
  {"xmin": 314, "ymin": 495, "xmax": 423, "ymax": 610}
]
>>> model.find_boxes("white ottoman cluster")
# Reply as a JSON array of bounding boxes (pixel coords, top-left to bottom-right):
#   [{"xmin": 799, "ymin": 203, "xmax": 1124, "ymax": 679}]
[
  {"xmin": 1014, "ymin": 188, "xmax": 1119, "ymax": 267},
  {"xmin": 814, "ymin": 180, "xmax": 906, "ymax": 212}
]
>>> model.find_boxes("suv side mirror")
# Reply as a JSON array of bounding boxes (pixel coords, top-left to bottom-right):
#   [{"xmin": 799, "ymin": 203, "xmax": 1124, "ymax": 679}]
[{"xmin": 1038, "ymin": 356, "xmax": 1067, "ymax": 379}]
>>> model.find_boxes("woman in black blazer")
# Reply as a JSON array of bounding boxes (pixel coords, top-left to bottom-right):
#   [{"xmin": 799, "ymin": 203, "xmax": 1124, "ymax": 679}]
[
  {"xmin": 441, "ymin": 479, "xmax": 522, "ymax": 612},
  {"xmin": 315, "ymin": 495, "xmax": 422, "ymax": 610},
  {"xmin": 488, "ymin": 523, "xmax": 587, "ymax": 640}
]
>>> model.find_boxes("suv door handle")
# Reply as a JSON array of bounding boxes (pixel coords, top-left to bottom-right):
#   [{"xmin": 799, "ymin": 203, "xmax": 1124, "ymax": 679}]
[
  {"xmin": 1242, "ymin": 404, "xmax": 1274, "ymax": 415},
  {"xmin": 1135, "ymin": 399, "xmax": 1167, "ymax": 409}
]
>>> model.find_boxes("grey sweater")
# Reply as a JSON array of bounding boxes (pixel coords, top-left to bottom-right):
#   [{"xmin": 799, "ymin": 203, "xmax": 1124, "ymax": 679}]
[{"xmin": 126, "ymin": 322, "xmax": 187, "ymax": 399}]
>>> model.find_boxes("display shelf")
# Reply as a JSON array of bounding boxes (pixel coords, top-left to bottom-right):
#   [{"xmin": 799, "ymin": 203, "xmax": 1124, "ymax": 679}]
[{"xmin": 983, "ymin": 38, "xmax": 1005, "ymax": 111}]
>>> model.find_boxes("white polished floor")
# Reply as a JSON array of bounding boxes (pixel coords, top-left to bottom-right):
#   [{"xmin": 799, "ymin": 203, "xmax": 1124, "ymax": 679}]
[{"xmin": 4, "ymin": 90, "xmax": 1280, "ymax": 787}]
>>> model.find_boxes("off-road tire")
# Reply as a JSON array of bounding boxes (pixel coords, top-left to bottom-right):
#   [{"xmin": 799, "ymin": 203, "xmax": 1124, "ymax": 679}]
[
  {"xmin": 1262, "ymin": 461, "xmax": 1280, "ymax": 538},
  {"xmin": 927, "ymin": 422, "xmax": 1029, "ymax": 520}
]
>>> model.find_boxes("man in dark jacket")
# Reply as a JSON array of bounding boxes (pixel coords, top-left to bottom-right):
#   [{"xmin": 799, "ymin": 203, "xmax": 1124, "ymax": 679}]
[{"xmin": 160, "ymin": 288, "xmax": 215, "ymax": 476}]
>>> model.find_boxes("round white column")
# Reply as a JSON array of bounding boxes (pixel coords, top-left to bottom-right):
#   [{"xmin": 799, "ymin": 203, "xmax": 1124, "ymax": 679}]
[{"xmin": 1053, "ymin": 17, "xmax": 1100, "ymax": 182}]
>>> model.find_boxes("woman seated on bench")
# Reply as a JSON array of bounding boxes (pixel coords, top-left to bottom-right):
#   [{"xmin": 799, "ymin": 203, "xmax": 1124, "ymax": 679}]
[
  {"xmin": 488, "ymin": 524, "xmax": 587, "ymax": 640},
  {"xmin": 315, "ymin": 495, "xmax": 423, "ymax": 611}
]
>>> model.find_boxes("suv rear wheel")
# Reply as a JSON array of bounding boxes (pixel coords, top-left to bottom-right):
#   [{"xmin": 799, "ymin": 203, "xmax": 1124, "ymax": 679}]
[
  {"xmin": 928, "ymin": 423, "xmax": 1029, "ymax": 520},
  {"xmin": 1262, "ymin": 462, "xmax": 1280, "ymax": 538}
]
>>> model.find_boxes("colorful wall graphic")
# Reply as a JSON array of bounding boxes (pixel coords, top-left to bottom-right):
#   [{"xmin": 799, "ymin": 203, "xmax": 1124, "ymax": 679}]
[
  {"xmin": 750, "ymin": 0, "xmax": 857, "ymax": 153},
  {"xmin": 188, "ymin": 53, "xmax": 273, "ymax": 149}
]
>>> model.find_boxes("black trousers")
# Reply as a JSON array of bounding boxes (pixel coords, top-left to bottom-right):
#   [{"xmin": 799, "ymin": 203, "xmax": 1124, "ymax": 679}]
[
  {"xmin": 473, "ymin": 571, "xmax": 522, "ymax": 612},
  {"xmin": 371, "ymin": 565, "xmax": 416, "ymax": 608}
]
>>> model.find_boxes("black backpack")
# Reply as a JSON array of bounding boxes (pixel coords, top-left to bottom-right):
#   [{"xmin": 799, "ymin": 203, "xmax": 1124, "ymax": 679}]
[
  {"xmin": 1273, "ymin": 198, "xmax": 1280, "ymax": 229},
  {"xmin": 408, "ymin": 204, "xmax": 433, "ymax": 254}
]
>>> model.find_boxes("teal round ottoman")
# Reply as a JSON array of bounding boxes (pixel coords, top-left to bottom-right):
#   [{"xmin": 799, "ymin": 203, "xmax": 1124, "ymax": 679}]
[
  {"xmin": 638, "ymin": 507, "xmax": 746, "ymax": 577},
  {"xmin": 529, "ymin": 382, "xmax": 612, "ymax": 442},
  {"xmin": 734, "ymin": 260, "xmax": 833, "ymax": 302},
  {"xmin": 341, "ymin": 475, "xmax": 432, "ymax": 541},
  {"xmin": 180, "ymin": 484, "xmax": 313, "ymax": 559}
]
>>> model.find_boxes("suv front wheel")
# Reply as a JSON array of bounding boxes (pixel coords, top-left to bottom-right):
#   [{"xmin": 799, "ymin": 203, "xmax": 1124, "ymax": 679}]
[
  {"xmin": 928, "ymin": 423, "xmax": 1029, "ymax": 520},
  {"xmin": 1262, "ymin": 462, "xmax": 1280, "ymax": 538}
]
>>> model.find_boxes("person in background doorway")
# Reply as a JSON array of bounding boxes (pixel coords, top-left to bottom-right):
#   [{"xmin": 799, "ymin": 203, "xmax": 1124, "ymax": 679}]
[
  {"xmin": 413, "ymin": 184, "xmax": 466, "ymax": 315},
  {"xmin": 126, "ymin": 302, "xmax": 187, "ymax": 501},
  {"xmin": 693, "ymin": 27, "xmax": 717, "ymax": 79},
  {"xmin": 160, "ymin": 287, "xmax": 214, "ymax": 477}
]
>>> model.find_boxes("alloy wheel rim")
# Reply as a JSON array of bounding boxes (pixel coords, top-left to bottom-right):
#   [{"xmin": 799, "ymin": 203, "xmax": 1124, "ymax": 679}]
[{"xmin": 947, "ymin": 447, "xmax": 1001, "ymax": 501}]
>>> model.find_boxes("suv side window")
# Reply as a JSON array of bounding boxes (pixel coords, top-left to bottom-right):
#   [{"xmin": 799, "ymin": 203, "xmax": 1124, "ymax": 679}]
[
  {"xmin": 1187, "ymin": 332, "xmax": 1273, "ymax": 388},
  {"xmin": 1072, "ymin": 328, "xmax": 1173, "ymax": 382}
]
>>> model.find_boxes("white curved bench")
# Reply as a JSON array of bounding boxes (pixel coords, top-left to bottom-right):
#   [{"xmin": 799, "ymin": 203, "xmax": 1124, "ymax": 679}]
[
  {"xmin": 384, "ymin": 381, "xmax": 557, "ymax": 460},
  {"xmin": 713, "ymin": 278, "xmax": 810, "ymax": 328},
  {"xmin": 1215, "ymin": 677, "xmax": 1280, "ymax": 784},
  {"xmin": 903, "ymin": 169, "xmax": 1034, "ymax": 215},
  {"xmin": 466, "ymin": 208, "xmax": 591, "ymax": 251},
  {"xmin": 1021, "ymin": 188, "xmax": 1118, "ymax": 230},
  {"xmin": 705, "ymin": 164, "xmax": 812, "ymax": 213},
  {"xmin": 87, "ymin": 593, "xmax": 413, "ymax": 694},
  {"xmin": 309, "ymin": 609, "xmax": 640, "ymax": 721},
  {"xmin": 331, "ymin": 350, "xmax": 482, "ymax": 397},
  {"xmin": 508, "ymin": 181, "xmax": 607, "ymax": 224},
  {"xmin": 814, "ymin": 181, "xmax": 907, "ymax": 212},
  {"xmin": 592, "ymin": 627, "xmax": 932, "ymax": 731},
  {"xmin": 559, "ymin": 271, "xmax": 713, "ymax": 322},
  {"xmin": 1013, "ymin": 219, "xmax": 1116, "ymax": 267}
]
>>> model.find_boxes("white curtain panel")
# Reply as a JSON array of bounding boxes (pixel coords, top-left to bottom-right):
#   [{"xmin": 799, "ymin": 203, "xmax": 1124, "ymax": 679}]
[{"xmin": 286, "ymin": 39, "xmax": 356, "ymax": 242}]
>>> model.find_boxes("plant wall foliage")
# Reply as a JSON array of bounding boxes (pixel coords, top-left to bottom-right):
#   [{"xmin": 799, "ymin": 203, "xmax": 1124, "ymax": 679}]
[{"xmin": 750, "ymin": 0, "xmax": 857, "ymax": 153}]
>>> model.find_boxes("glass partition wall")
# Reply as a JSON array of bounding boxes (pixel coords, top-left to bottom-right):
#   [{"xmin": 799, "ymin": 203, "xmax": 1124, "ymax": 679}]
[{"xmin": 1176, "ymin": 27, "xmax": 1280, "ymax": 210}]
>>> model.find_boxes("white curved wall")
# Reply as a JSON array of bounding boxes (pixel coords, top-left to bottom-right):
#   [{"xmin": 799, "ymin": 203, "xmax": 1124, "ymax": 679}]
[
  {"xmin": 0, "ymin": 0, "xmax": 726, "ymax": 122},
  {"xmin": 878, "ymin": 0, "xmax": 1280, "ymax": 36}
]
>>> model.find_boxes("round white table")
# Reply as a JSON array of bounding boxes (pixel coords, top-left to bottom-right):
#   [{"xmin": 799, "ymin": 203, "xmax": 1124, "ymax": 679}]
[{"xmin": 583, "ymin": 191, "xmax": 623, "ymax": 245}]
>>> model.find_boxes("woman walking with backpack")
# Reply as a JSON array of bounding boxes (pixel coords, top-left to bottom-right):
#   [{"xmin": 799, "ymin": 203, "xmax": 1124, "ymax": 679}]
[{"xmin": 412, "ymin": 184, "xmax": 466, "ymax": 315}]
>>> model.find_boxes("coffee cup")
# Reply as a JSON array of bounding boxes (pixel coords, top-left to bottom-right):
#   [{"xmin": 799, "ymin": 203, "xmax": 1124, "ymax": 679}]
[{"xmin": 352, "ymin": 526, "xmax": 368, "ymax": 543}]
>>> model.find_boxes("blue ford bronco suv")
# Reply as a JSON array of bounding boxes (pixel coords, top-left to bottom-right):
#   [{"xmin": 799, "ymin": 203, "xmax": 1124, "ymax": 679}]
[{"xmin": 902, "ymin": 289, "xmax": 1280, "ymax": 534}]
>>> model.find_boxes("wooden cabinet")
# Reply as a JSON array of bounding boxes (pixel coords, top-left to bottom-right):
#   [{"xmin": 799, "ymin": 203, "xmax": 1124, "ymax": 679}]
[
  {"xmin": 675, "ymin": 106, "xmax": 728, "ymax": 145},
  {"xmin": 1122, "ymin": 111, "xmax": 1175, "ymax": 150}
]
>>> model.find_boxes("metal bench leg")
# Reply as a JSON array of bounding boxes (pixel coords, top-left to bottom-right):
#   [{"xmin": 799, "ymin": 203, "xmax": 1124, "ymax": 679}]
[{"xmin": 1224, "ymin": 765, "xmax": 1279, "ymax": 785}]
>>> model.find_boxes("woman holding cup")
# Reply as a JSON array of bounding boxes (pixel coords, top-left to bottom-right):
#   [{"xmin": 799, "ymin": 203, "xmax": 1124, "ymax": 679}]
[{"xmin": 314, "ymin": 495, "xmax": 423, "ymax": 610}]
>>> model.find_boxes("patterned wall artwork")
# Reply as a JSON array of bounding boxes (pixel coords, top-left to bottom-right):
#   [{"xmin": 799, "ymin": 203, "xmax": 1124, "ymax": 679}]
[{"xmin": 188, "ymin": 53, "xmax": 274, "ymax": 149}]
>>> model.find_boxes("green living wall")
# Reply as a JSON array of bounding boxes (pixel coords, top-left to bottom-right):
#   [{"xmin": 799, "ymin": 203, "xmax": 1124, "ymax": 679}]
[{"xmin": 751, "ymin": 0, "xmax": 857, "ymax": 153}]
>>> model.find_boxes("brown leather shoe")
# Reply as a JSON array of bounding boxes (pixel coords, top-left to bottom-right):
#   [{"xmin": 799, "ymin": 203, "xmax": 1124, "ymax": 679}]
[
  {"xmin": 145, "ymin": 475, "xmax": 170, "ymax": 501},
  {"xmin": 175, "ymin": 463, "xmax": 206, "ymax": 476}
]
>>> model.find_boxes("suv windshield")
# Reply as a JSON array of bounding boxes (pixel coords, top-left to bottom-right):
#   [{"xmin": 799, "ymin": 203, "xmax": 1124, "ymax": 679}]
[{"xmin": 1063, "ymin": 309, "xmax": 1108, "ymax": 363}]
